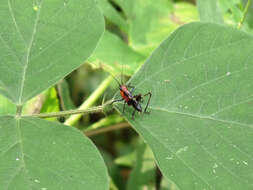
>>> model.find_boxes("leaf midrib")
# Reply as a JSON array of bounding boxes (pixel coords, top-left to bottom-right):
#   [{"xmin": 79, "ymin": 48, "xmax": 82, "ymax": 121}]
[{"xmin": 18, "ymin": 1, "xmax": 43, "ymax": 105}]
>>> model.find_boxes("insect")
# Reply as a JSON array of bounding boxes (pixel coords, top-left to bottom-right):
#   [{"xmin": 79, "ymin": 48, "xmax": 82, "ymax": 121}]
[{"xmin": 111, "ymin": 75, "xmax": 152, "ymax": 119}]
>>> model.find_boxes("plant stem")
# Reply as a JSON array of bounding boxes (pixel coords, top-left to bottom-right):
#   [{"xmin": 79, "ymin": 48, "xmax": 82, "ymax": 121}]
[
  {"xmin": 84, "ymin": 114, "xmax": 124, "ymax": 132},
  {"xmin": 238, "ymin": 0, "xmax": 252, "ymax": 29},
  {"xmin": 84, "ymin": 122, "xmax": 130, "ymax": 137},
  {"xmin": 64, "ymin": 75, "xmax": 113, "ymax": 126},
  {"xmin": 22, "ymin": 105, "xmax": 108, "ymax": 118}
]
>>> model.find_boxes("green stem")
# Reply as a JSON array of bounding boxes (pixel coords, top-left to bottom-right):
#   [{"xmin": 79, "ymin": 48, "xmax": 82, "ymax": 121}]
[
  {"xmin": 238, "ymin": 0, "xmax": 252, "ymax": 29},
  {"xmin": 64, "ymin": 75, "xmax": 113, "ymax": 126},
  {"xmin": 84, "ymin": 122, "xmax": 130, "ymax": 137},
  {"xmin": 22, "ymin": 105, "xmax": 109, "ymax": 118},
  {"xmin": 84, "ymin": 114, "xmax": 124, "ymax": 132}
]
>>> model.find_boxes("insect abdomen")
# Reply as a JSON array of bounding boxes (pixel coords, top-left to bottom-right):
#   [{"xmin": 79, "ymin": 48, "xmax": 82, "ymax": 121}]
[{"xmin": 133, "ymin": 100, "xmax": 142, "ymax": 112}]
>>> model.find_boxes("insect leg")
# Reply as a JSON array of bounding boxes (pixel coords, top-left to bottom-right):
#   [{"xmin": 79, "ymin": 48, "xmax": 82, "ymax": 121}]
[
  {"xmin": 127, "ymin": 83, "xmax": 135, "ymax": 93},
  {"xmin": 134, "ymin": 94, "xmax": 142, "ymax": 102},
  {"xmin": 132, "ymin": 109, "xmax": 136, "ymax": 119},
  {"xmin": 123, "ymin": 101, "xmax": 126, "ymax": 113},
  {"xmin": 111, "ymin": 98, "xmax": 124, "ymax": 104},
  {"xmin": 143, "ymin": 92, "xmax": 152, "ymax": 113},
  {"xmin": 130, "ymin": 87, "xmax": 135, "ymax": 94}
]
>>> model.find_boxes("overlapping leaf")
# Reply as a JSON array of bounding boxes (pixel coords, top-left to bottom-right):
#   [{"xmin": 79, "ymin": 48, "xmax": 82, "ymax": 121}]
[{"xmin": 115, "ymin": 22, "xmax": 253, "ymax": 189}]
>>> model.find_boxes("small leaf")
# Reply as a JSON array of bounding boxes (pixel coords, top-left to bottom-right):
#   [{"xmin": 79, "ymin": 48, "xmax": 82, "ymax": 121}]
[
  {"xmin": 40, "ymin": 87, "xmax": 59, "ymax": 114},
  {"xmin": 56, "ymin": 80, "xmax": 75, "ymax": 111},
  {"xmin": 89, "ymin": 31, "xmax": 144, "ymax": 75},
  {"xmin": 0, "ymin": 116, "xmax": 109, "ymax": 190},
  {"xmin": 0, "ymin": 94, "xmax": 16, "ymax": 115},
  {"xmin": 115, "ymin": 22, "xmax": 253, "ymax": 189},
  {"xmin": 0, "ymin": 0, "xmax": 104, "ymax": 105},
  {"xmin": 219, "ymin": 0, "xmax": 242, "ymax": 13},
  {"xmin": 113, "ymin": 0, "xmax": 197, "ymax": 56},
  {"xmin": 114, "ymin": 151, "xmax": 136, "ymax": 167},
  {"xmin": 97, "ymin": 0, "xmax": 128, "ymax": 32},
  {"xmin": 127, "ymin": 0, "xmax": 174, "ymax": 54},
  {"xmin": 127, "ymin": 142, "xmax": 156, "ymax": 190}
]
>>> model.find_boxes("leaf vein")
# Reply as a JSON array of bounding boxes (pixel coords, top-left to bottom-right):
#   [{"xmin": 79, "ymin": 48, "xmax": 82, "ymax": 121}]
[
  {"xmin": 151, "ymin": 107, "xmax": 253, "ymax": 129},
  {"xmin": 8, "ymin": 0, "xmax": 26, "ymax": 43},
  {"xmin": 18, "ymin": 0, "xmax": 43, "ymax": 104}
]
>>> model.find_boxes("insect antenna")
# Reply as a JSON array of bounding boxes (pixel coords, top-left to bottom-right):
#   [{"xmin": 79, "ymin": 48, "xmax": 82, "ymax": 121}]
[
  {"xmin": 110, "ymin": 73, "xmax": 121, "ymax": 87},
  {"xmin": 121, "ymin": 64, "xmax": 123, "ymax": 85}
]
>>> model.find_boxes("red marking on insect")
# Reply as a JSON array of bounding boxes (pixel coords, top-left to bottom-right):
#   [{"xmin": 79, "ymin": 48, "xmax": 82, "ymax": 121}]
[{"xmin": 111, "ymin": 75, "xmax": 152, "ymax": 118}]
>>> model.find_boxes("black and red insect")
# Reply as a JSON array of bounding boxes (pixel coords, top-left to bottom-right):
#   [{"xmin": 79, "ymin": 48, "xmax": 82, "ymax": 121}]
[{"xmin": 111, "ymin": 76, "xmax": 152, "ymax": 118}]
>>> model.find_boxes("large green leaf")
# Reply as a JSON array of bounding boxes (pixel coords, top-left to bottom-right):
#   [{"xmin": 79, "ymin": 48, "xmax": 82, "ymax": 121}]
[
  {"xmin": 0, "ymin": 116, "xmax": 109, "ymax": 190},
  {"xmin": 0, "ymin": 0, "xmax": 104, "ymax": 105},
  {"xmin": 115, "ymin": 22, "xmax": 253, "ymax": 189}
]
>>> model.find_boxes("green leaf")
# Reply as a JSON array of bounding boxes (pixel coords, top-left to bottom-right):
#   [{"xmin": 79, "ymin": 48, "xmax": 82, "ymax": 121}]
[
  {"xmin": 174, "ymin": 2, "xmax": 199, "ymax": 24},
  {"xmin": 113, "ymin": 0, "xmax": 197, "ymax": 56},
  {"xmin": 40, "ymin": 87, "xmax": 59, "ymax": 113},
  {"xmin": 40, "ymin": 87, "xmax": 60, "ymax": 121},
  {"xmin": 242, "ymin": 0, "xmax": 253, "ymax": 30},
  {"xmin": 197, "ymin": 0, "xmax": 224, "ymax": 23},
  {"xmin": 0, "ymin": 0, "xmax": 104, "ymax": 105},
  {"xmin": 0, "ymin": 94, "xmax": 16, "ymax": 115},
  {"xmin": 89, "ymin": 31, "xmax": 145, "ymax": 75},
  {"xmin": 56, "ymin": 80, "xmax": 75, "ymax": 111},
  {"xmin": 0, "ymin": 116, "xmax": 109, "ymax": 190},
  {"xmin": 127, "ymin": 0, "xmax": 174, "ymax": 55},
  {"xmin": 112, "ymin": 0, "xmax": 173, "ymax": 19},
  {"xmin": 219, "ymin": 0, "xmax": 242, "ymax": 13},
  {"xmin": 101, "ymin": 150, "xmax": 124, "ymax": 190},
  {"xmin": 127, "ymin": 142, "xmax": 156, "ymax": 190},
  {"xmin": 115, "ymin": 22, "xmax": 253, "ymax": 189},
  {"xmin": 111, "ymin": 0, "xmax": 135, "ymax": 19},
  {"xmin": 114, "ymin": 151, "xmax": 136, "ymax": 167},
  {"xmin": 97, "ymin": 0, "xmax": 128, "ymax": 32}
]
